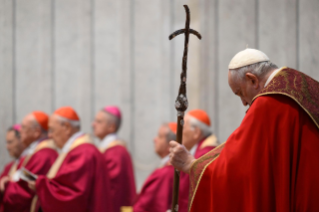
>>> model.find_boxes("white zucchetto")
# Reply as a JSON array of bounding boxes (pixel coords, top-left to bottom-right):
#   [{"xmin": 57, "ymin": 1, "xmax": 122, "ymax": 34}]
[{"xmin": 228, "ymin": 48, "xmax": 270, "ymax": 69}]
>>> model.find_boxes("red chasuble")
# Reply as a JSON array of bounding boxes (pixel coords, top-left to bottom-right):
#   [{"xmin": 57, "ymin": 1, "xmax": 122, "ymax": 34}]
[
  {"xmin": 2, "ymin": 140, "xmax": 58, "ymax": 212},
  {"xmin": 189, "ymin": 68, "xmax": 319, "ymax": 212},
  {"xmin": 178, "ymin": 135, "xmax": 218, "ymax": 212},
  {"xmin": 101, "ymin": 142, "xmax": 136, "ymax": 212},
  {"xmin": 36, "ymin": 141, "xmax": 114, "ymax": 212},
  {"xmin": 133, "ymin": 162, "xmax": 174, "ymax": 212}
]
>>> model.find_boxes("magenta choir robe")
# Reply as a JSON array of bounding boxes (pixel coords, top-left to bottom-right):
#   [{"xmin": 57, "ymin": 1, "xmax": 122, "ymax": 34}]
[
  {"xmin": 2, "ymin": 147, "xmax": 58, "ymax": 212},
  {"xmin": 36, "ymin": 143, "xmax": 114, "ymax": 212},
  {"xmin": 0, "ymin": 161, "xmax": 14, "ymax": 179},
  {"xmin": 0, "ymin": 161, "xmax": 14, "ymax": 212},
  {"xmin": 178, "ymin": 135, "xmax": 218, "ymax": 212},
  {"xmin": 102, "ymin": 144, "xmax": 136, "ymax": 212},
  {"xmin": 133, "ymin": 162, "xmax": 174, "ymax": 212}
]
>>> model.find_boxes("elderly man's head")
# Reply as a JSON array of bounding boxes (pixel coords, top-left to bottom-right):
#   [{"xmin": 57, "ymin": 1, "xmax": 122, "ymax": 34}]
[
  {"xmin": 228, "ymin": 49, "xmax": 278, "ymax": 106},
  {"xmin": 20, "ymin": 111, "xmax": 49, "ymax": 147},
  {"xmin": 6, "ymin": 124, "xmax": 25, "ymax": 159},
  {"xmin": 92, "ymin": 106, "xmax": 122, "ymax": 140},
  {"xmin": 154, "ymin": 122, "xmax": 176, "ymax": 158},
  {"xmin": 48, "ymin": 107, "xmax": 80, "ymax": 149},
  {"xmin": 182, "ymin": 110, "xmax": 212, "ymax": 151}
]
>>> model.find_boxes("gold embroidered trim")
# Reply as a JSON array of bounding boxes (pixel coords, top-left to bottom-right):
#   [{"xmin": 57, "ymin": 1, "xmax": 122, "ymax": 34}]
[
  {"xmin": 200, "ymin": 134, "xmax": 219, "ymax": 149},
  {"xmin": 251, "ymin": 67, "xmax": 319, "ymax": 129},
  {"xmin": 99, "ymin": 140, "xmax": 127, "ymax": 153},
  {"xmin": 188, "ymin": 142, "xmax": 226, "ymax": 212},
  {"xmin": 120, "ymin": 206, "xmax": 133, "ymax": 212},
  {"xmin": 21, "ymin": 139, "xmax": 57, "ymax": 168},
  {"xmin": 188, "ymin": 154, "xmax": 221, "ymax": 212},
  {"xmin": 8, "ymin": 162, "xmax": 18, "ymax": 178}
]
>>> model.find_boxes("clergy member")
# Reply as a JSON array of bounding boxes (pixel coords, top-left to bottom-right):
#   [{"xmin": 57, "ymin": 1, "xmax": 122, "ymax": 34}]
[
  {"xmin": 0, "ymin": 124, "xmax": 25, "ymax": 186},
  {"xmin": 178, "ymin": 109, "xmax": 219, "ymax": 212},
  {"xmin": 29, "ymin": 106, "xmax": 113, "ymax": 212},
  {"xmin": 92, "ymin": 106, "xmax": 136, "ymax": 212},
  {"xmin": 2, "ymin": 112, "xmax": 58, "ymax": 212},
  {"xmin": 133, "ymin": 122, "xmax": 176, "ymax": 212},
  {"xmin": 169, "ymin": 49, "xmax": 319, "ymax": 211},
  {"xmin": 0, "ymin": 124, "xmax": 25, "ymax": 212}
]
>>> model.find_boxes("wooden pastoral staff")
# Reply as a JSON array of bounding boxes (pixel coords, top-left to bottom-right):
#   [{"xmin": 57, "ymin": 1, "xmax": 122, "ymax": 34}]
[{"xmin": 168, "ymin": 5, "xmax": 202, "ymax": 212}]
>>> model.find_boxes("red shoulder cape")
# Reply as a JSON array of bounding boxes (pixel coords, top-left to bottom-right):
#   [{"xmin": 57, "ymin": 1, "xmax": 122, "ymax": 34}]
[{"xmin": 103, "ymin": 145, "xmax": 136, "ymax": 212}]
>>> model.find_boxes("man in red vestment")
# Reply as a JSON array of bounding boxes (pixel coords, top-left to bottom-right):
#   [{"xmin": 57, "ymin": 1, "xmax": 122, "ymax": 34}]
[
  {"xmin": 0, "ymin": 124, "xmax": 25, "ymax": 211},
  {"xmin": 28, "ymin": 106, "xmax": 113, "ymax": 212},
  {"xmin": 92, "ymin": 106, "xmax": 136, "ymax": 212},
  {"xmin": 169, "ymin": 48, "xmax": 319, "ymax": 212},
  {"xmin": 2, "ymin": 112, "xmax": 58, "ymax": 212},
  {"xmin": 178, "ymin": 109, "xmax": 219, "ymax": 212},
  {"xmin": 133, "ymin": 122, "xmax": 177, "ymax": 212}
]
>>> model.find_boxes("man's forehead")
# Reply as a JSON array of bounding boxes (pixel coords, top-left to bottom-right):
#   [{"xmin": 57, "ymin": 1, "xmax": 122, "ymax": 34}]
[
  {"xmin": 228, "ymin": 74, "xmax": 241, "ymax": 94},
  {"xmin": 49, "ymin": 114, "xmax": 60, "ymax": 124},
  {"xmin": 6, "ymin": 130, "xmax": 15, "ymax": 137},
  {"xmin": 23, "ymin": 113, "xmax": 35, "ymax": 122},
  {"xmin": 159, "ymin": 125, "xmax": 169, "ymax": 133}
]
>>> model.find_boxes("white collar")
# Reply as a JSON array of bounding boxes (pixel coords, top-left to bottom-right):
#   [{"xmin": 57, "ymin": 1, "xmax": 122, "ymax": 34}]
[
  {"xmin": 24, "ymin": 139, "xmax": 41, "ymax": 155},
  {"xmin": 20, "ymin": 148, "xmax": 29, "ymax": 158},
  {"xmin": 61, "ymin": 131, "xmax": 84, "ymax": 153},
  {"xmin": 159, "ymin": 155, "xmax": 170, "ymax": 167},
  {"xmin": 264, "ymin": 68, "xmax": 282, "ymax": 87},
  {"xmin": 98, "ymin": 133, "xmax": 118, "ymax": 149},
  {"xmin": 189, "ymin": 143, "xmax": 198, "ymax": 156}
]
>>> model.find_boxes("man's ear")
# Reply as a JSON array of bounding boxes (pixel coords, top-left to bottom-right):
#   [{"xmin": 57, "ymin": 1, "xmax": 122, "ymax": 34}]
[
  {"xmin": 193, "ymin": 127, "xmax": 202, "ymax": 140},
  {"xmin": 33, "ymin": 126, "xmax": 42, "ymax": 138},
  {"xmin": 64, "ymin": 122, "xmax": 73, "ymax": 135},
  {"xmin": 109, "ymin": 123, "xmax": 117, "ymax": 133},
  {"xmin": 245, "ymin": 73, "xmax": 259, "ymax": 89}
]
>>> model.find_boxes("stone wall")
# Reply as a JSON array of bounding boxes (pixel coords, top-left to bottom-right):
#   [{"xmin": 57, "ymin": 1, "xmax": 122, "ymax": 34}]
[{"xmin": 0, "ymin": 0, "xmax": 318, "ymax": 189}]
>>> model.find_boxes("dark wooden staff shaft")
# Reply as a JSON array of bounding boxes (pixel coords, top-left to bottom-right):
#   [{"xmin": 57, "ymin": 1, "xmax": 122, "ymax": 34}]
[
  {"xmin": 169, "ymin": 5, "xmax": 201, "ymax": 212},
  {"xmin": 171, "ymin": 116, "xmax": 184, "ymax": 212}
]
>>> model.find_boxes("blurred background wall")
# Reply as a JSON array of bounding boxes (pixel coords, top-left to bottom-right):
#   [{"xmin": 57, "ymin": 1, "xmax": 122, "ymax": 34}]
[{"xmin": 0, "ymin": 0, "xmax": 318, "ymax": 189}]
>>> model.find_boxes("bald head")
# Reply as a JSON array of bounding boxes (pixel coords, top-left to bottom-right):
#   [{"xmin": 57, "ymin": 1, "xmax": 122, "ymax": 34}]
[{"xmin": 20, "ymin": 113, "xmax": 46, "ymax": 147}]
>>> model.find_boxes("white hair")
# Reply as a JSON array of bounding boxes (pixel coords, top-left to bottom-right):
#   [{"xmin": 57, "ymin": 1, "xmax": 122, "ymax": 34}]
[
  {"xmin": 230, "ymin": 61, "xmax": 278, "ymax": 80},
  {"xmin": 189, "ymin": 116, "xmax": 212, "ymax": 138},
  {"xmin": 57, "ymin": 116, "xmax": 81, "ymax": 129}
]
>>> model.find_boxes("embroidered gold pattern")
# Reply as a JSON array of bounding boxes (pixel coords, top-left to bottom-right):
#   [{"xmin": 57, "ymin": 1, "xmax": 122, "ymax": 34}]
[{"xmin": 252, "ymin": 67, "xmax": 319, "ymax": 129}]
